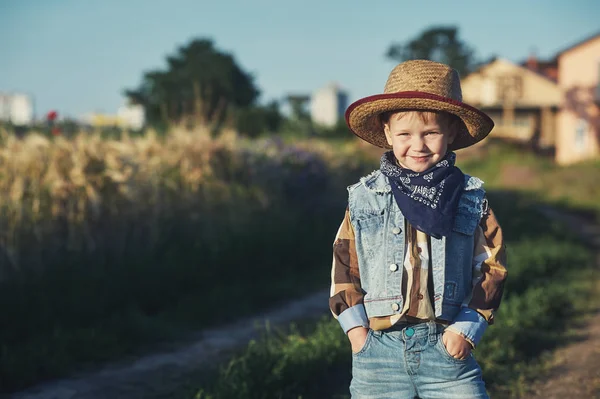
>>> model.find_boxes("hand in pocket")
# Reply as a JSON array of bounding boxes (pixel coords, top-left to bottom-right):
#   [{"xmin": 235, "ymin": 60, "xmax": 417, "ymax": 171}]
[
  {"xmin": 442, "ymin": 329, "xmax": 472, "ymax": 360},
  {"xmin": 348, "ymin": 327, "xmax": 370, "ymax": 353}
]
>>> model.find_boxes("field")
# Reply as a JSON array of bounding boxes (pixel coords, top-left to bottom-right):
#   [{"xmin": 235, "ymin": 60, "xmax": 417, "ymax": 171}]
[
  {"xmin": 0, "ymin": 127, "xmax": 373, "ymax": 392},
  {"xmin": 458, "ymin": 139, "xmax": 600, "ymax": 218},
  {"xmin": 0, "ymin": 129, "xmax": 598, "ymax": 398}
]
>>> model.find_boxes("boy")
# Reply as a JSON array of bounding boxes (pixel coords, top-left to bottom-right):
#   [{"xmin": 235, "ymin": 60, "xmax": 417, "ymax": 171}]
[{"xmin": 330, "ymin": 60, "xmax": 507, "ymax": 398}]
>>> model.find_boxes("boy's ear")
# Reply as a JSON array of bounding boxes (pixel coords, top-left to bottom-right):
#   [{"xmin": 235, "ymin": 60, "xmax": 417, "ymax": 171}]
[{"xmin": 383, "ymin": 124, "xmax": 393, "ymax": 146}]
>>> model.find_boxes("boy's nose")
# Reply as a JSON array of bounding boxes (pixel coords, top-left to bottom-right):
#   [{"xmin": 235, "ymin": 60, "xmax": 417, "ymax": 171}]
[{"xmin": 411, "ymin": 136, "xmax": 427, "ymax": 151}]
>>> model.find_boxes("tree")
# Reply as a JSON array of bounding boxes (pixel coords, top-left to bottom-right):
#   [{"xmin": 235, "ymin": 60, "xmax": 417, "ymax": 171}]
[
  {"xmin": 386, "ymin": 27, "xmax": 476, "ymax": 77},
  {"xmin": 125, "ymin": 38, "xmax": 260, "ymax": 129},
  {"xmin": 235, "ymin": 100, "xmax": 283, "ymax": 138},
  {"xmin": 285, "ymin": 95, "xmax": 310, "ymax": 121}
]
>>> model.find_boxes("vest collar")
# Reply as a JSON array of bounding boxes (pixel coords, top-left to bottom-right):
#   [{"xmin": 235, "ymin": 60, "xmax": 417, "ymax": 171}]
[
  {"xmin": 360, "ymin": 170, "xmax": 391, "ymax": 194},
  {"xmin": 360, "ymin": 170, "xmax": 483, "ymax": 194},
  {"xmin": 464, "ymin": 175, "xmax": 484, "ymax": 191}
]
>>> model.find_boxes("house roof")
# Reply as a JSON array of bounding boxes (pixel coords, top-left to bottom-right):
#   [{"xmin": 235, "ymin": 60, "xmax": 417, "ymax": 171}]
[
  {"xmin": 519, "ymin": 57, "xmax": 558, "ymax": 82},
  {"xmin": 557, "ymin": 31, "xmax": 600, "ymax": 56},
  {"xmin": 471, "ymin": 58, "xmax": 559, "ymax": 85}
]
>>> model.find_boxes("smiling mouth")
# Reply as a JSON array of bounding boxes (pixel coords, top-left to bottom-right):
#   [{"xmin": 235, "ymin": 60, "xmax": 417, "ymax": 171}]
[{"xmin": 410, "ymin": 155, "xmax": 432, "ymax": 162}]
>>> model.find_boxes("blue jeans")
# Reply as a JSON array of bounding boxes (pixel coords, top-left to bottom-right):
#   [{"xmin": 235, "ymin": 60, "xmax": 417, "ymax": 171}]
[{"xmin": 350, "ymin": 322, "xmax": 488, "ymax": 399}]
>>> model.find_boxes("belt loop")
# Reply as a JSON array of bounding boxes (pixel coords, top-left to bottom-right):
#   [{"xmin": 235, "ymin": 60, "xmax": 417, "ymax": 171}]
[{"xmin": 428, "ymin": 321, "xmax": 437, "ymax": 344}]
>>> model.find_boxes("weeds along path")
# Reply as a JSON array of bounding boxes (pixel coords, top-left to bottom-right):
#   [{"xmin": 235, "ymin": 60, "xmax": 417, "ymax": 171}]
[
  {"xmin": 8, "ymin": 289, "xmax": 331, "ymax": 399},
  {"xmin": 524, "ymin": 206, "xmax": 600, "ymax": 399}
]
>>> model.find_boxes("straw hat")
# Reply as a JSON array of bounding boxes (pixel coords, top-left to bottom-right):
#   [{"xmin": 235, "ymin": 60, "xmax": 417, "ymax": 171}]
[{"xmin": 345, "ymin": 60, "xmax": 494, "ymax": 150}]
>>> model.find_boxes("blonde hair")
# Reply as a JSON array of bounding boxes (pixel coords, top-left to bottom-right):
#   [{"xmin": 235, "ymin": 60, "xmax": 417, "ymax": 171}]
[{"xmin": 379, "ymin": 110, "xmax": 466, "ymax": 135}]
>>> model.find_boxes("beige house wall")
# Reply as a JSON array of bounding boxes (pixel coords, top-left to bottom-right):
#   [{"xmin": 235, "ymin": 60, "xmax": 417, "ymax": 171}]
[
  {"xmin": 462, "ymin": 59, "xmax": 561, "ymax": 107},
  {"xmin": 556, "ymin": 37, "xmax": 600, "ymax": 165}
]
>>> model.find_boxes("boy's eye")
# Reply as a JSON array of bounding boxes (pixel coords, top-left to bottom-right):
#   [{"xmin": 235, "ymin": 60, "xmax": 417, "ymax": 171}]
[
  {"xmin": 396, "ymin": 132, "xmax": 410, "ymax": 137},
  {"xmin": 426, "ymin": 131, "xmax": 441, "ymax": 136}
]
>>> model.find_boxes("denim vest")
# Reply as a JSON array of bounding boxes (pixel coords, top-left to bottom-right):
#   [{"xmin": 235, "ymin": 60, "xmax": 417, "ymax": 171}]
[{"xmin": 348, "ymin": 170, "xmax": 486, "ymax": 321}]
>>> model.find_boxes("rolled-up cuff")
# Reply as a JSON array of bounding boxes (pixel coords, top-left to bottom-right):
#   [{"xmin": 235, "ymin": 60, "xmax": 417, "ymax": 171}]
[
  {"xmin": 447, "ymin": 307, "xmax": 488, "ymax": 347},
  {"xmin": 338, "ymin": 304, "xmax": 369, "ymax": 334}
]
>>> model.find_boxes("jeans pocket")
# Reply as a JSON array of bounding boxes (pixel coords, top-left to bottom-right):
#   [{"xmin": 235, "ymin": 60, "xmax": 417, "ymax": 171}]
[
  {"xmin": 352, "ymin": 329, "xmax": 375, "ymax": 357},
  {"xmin": 436, "ymin": 336, "xmax": 470, "ymax": 363}
]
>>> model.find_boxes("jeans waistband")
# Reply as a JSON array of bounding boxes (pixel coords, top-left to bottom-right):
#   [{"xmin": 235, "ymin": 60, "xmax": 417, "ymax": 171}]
[
  {"xmin": 383, "ymin": 321, "xmax": 446, "ymax": 335},
  {"xmin": 385, "ymin": 319, "xmax": 448, "ymax": 330},
  {"xmin": 377, "ymin": 321, "xmax": 442, "ymax": 344}
]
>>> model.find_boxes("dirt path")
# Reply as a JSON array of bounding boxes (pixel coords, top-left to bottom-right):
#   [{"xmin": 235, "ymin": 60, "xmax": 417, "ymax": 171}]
[
  {"xmin": 525, "ymin": 305, "xmax": 600, "ymax": 398},
  {"xmin": 524, "ymin": 207, "xmax": 600, "ymax": 399},
  {"xmin": 7, "ymin": 289, "xmax": 331, "ymax": 399}
]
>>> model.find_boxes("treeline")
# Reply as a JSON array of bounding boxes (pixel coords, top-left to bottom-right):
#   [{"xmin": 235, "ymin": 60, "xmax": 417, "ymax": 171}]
[{"xmin": 124, "ymin": 38, "xmax": 287, "ymax": 137}]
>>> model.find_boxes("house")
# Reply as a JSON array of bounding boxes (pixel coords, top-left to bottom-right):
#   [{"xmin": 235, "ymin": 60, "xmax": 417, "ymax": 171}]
[
  {"xmin": 117, "ymin": 103, "xmax": 145, "ymax": 130},
  {"xmin": 555, "ymin": 32, "xmax": 600, "ymax": 165},
  {"xmin": 461, "ymin": 58, "xmax": 561, "ymax": 149}
]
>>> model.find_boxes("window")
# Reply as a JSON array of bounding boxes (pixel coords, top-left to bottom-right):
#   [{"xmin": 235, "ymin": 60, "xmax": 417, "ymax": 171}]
[
  {"xmin": 497, "ymin": 75, "xmax": 523, "ymax": 102},
  {"xmin": 514, "ymin": 116, "xmax": 531, "ymax": 127}
]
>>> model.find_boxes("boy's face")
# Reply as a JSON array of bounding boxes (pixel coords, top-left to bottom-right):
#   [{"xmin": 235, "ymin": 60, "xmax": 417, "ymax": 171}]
[{"xmin": 383, "ymin": 111, "xmax": 456, "ymax": 173}]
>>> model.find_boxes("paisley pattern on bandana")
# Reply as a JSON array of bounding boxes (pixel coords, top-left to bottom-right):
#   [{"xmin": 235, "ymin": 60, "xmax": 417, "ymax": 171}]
[{"xmin": 380, "ymin": 151, "xmax": 465, "ymax": 238}]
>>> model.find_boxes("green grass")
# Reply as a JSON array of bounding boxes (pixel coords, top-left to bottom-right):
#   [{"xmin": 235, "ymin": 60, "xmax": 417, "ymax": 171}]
[
  {"xmin": 191, "ymin": 320, "xmax": 350, "ymax": 399},
  {"xmin": 458, "ymin": 139, "xmax": 600, "ymax": 219},
  {"xmin": 186, "ymin": 188, "xmax": 597, "ymax": 399}
]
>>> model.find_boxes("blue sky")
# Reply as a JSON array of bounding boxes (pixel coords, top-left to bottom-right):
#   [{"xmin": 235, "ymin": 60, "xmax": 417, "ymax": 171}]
[{"xmin": 1, "ymin": 0, "xmax": 599, "ymax": 119}]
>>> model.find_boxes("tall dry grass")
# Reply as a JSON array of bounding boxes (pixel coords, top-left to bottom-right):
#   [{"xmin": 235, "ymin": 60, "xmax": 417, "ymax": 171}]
[
  {"xmin": 0, "ymin": 128, "xmax": 362, "ymax": 276},
  {"xmin": 1, "ymin": 128, "xmax": 227, "ymax": 275},
  {"xmin": 0, "ymin": 126, "xmax": 375, "ymax": 392}
]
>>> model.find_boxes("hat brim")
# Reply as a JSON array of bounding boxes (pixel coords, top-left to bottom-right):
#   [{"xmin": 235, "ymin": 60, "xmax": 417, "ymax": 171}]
[{"xmin": 345, "ymin": 91, "xmax": 494, "ymax": 151}]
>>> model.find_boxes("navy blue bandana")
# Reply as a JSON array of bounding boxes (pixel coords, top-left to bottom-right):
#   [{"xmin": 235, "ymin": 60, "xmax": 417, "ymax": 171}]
[{"xmin": 380, "ymin": 151, "xmax": 464, "ymax": 239}]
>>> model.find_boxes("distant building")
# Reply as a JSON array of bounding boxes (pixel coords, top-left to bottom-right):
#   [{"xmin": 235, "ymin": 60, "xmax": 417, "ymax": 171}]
[
  {"xmin": 462, "ymin": 58, "xmax": 561, "ymax": 149},
  {"xmin": 82, "ymin": 113, "xmax": 120, "ymax": 127},
  {"xmin": 0, "ymin": 92, "xmax": 34, "ymax": 126},
  {"xmin": 310, "ymin": 83, "xmax": 348, "ymax": 127},
  {"xmin": 82, "ymin": 102, "xmax": 146, "ymax": 130},
  {"xmin": 555, "ymin": 32, "xmax": 600, "ymax": 165},
  {"xmin": 117, "ymin": 103, "xmax": 145, "ymax": 130}
]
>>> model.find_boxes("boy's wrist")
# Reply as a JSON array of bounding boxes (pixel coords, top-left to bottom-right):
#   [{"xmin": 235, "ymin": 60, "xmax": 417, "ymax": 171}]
[{"xmin": 444, "ymin": 326, "xmax": 475, "ymax": 349}]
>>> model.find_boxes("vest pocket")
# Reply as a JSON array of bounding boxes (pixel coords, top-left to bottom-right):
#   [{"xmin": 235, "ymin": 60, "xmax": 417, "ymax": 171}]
[
  {"xmin": 355, "ymin": 213, "xmax": 385, "ymax": 261},
  {"xmin": 354, "ymin": 210, "xmax": 385, "ymax": 227}
]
